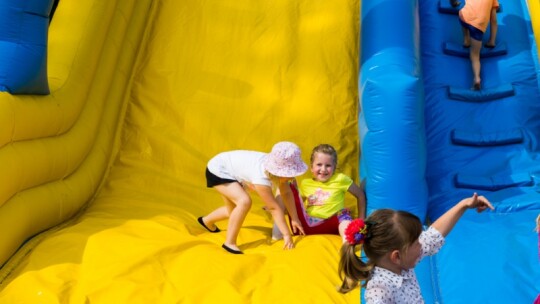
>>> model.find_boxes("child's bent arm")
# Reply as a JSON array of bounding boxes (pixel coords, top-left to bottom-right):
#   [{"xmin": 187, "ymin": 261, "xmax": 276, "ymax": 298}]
[
  {"xmin": 277, "ymin": 179, "xmax": 305, "ymax": 235},
  {"xmin": 348, "ymin": 183, "xmax": 366, "ymax": 219},
  {"xmin": 431, "ymin": 193, "xmax": 494, "ymax": 237},
  {"xmin": 254, "ymin": 184, "xmax": 295, "ymax": 249}
]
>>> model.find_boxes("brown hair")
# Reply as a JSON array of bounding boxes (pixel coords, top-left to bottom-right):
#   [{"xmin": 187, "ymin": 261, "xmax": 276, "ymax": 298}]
[
  {"xmin": 310, "ymin": 144, "xmax": 338, "ymax": 166},
  {"xmin": 338, "ymin": 209, "xmax": 423, "ymax": 293}
]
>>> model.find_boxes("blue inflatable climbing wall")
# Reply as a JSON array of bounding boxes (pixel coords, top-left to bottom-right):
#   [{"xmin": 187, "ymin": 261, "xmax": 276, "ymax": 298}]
[{"xmin": 361, "ymin": 0, "xmax": 540, "ymax": 302}]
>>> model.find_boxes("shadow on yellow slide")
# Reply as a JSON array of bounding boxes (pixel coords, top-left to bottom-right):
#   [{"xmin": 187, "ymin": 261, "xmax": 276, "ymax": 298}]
[{"xmin": 0, "ymin": 0, "xmax": 361, "ymax": 302}]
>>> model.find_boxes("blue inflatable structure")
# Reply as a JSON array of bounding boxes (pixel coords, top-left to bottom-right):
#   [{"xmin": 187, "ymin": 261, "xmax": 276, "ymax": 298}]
[
  {"xmin": 361, "ymin": 0, "xmax": 540, "ymax": 302},
  {"xmin": 0, "ymin": 0, "xmax": 54, "ymax": 94}
]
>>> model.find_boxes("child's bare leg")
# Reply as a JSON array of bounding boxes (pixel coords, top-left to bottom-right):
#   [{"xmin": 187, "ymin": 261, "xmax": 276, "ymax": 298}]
[
  {"xmin": 486, "ymin": 9, "xmax": 498, "ymax": 47},
  {"xmin": 339, "ymin": 220, "xmax": 351, "ymax": 243},
  {"xmin": 470, "ymin": 39, "xmax": 482, "ymax": 89},
  {"xmin": 213, "ymin": 183, "xmax": 252, "ymax": 251},
  {"xmin": 462, "ymin": 26, "xmax": 471, "ymax": 47},
  {"xmin": 203, "ymin": 191, "xmax": 244, "ymax": 230},
  {"xmin": 202, "ymin": 206, "xmax": 229, "ymax": 230}
]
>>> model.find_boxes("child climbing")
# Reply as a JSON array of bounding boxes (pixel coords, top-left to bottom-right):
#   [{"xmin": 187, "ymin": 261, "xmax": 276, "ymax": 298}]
[
  {"xmin": 458, "ymin": 0, "xmax": 499, "ymax": 90},
  {"xmin": 198, "ymin": 141, "xmax": 307, "ymax": 254},
  {"xmin": 338, "ymin": 193, "xmax": 493, "ymax": 302}
]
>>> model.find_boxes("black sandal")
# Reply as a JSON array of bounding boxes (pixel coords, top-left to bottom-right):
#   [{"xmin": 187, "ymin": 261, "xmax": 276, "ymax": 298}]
[
  {"xmin": 197, "ymin": 217, "xmax": 220, "ymax": 233},
  {"xmin": 222, "ymin": 244, "xmax": 243, "ymax": 254}
]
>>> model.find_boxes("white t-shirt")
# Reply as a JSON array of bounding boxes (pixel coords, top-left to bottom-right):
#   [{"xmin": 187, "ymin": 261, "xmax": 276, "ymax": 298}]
[
  {"xmin": 364, "ymin": 227, "xmax": 445, "ymax": 304},
  {"xmin": 207, "ymin": 150, "xmax": 271, "ymax": 187}
]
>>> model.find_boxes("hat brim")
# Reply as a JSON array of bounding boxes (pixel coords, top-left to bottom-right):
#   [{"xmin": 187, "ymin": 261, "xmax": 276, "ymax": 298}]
[{"xmin": 263, "ymin": 156, "xmax": 308, "ymax": 177}]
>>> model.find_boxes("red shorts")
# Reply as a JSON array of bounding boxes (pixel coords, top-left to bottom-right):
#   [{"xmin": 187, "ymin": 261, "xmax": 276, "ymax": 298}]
[{"xmin": 287, "ymin": 182, "xmax": 341, "ymax": 235}]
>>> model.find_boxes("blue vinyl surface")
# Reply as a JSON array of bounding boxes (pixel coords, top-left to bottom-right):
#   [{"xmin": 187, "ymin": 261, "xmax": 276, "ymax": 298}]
[
  {"xmin": 0, "ymin": 0, "xmax": 53, "ymax": 94},
  {"xmin": 360, "ymin": 0, "xmax": 540, "ymax": 302}
]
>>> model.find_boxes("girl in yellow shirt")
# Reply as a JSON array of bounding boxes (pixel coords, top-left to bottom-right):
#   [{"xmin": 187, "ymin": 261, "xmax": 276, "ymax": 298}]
[{"xmin": 287, "ymin": 144, "xmax": 366, "ymax": 243}]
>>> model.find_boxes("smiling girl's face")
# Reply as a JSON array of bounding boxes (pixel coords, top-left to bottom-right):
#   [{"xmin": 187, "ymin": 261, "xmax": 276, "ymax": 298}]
[{"xmin": 310, "ymin": 152, "xmax": 336, "ymax": 183}]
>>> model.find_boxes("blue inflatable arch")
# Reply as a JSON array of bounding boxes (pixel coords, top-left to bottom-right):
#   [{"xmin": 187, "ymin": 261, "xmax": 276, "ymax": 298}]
[{"xmin": 0, "ymin": 0, "xmax": 54, "ymax": 95}]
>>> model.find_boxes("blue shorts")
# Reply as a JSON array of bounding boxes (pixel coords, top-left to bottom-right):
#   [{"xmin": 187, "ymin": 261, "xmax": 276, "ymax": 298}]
[{"xmin": 460, "ymin": 19, "xmax": 484, "ymax": 41}]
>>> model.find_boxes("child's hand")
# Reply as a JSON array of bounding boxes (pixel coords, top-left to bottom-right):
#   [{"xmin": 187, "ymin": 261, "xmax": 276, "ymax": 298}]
[
  {"xmin": 433, "ymin": 193, "xmax": 494, "ymax": 237},
  {"xmin": 460, "ymin": 192, "xmax": 494, "ymax": 213},
  {"xmin": 283, "ymin": 235, "xmax": 294, "ymax": 250},
  {"xmin": 290, "ymin": 219, "xmax": 305, "ymax": 235}
]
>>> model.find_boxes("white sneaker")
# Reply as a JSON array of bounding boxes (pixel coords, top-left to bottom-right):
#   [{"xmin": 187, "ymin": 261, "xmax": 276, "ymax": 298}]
[{"xmin": 272, "ymin": 223, "xmax": 283, "ymax": 240}]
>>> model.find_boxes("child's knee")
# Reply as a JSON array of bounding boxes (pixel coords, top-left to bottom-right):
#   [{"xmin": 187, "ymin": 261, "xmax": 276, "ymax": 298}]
[{"xmin": 236, "ymin": 197, "xmax": 252, "ymax": 209}]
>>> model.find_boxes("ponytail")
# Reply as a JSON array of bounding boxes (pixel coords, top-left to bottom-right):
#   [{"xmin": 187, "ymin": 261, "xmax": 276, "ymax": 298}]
[
  {"xmin": 337, "ymin": 243, "xmax": 372, "ymax": 293},
  {"xmin": 337, "ymin": 210, "xmax": 422, "ymax": 293}
]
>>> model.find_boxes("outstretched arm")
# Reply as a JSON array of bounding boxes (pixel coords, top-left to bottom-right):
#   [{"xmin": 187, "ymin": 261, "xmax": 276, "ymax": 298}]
[{"xmin": 431, "ymin": 193, "xmax": 494, "ymax": 237}]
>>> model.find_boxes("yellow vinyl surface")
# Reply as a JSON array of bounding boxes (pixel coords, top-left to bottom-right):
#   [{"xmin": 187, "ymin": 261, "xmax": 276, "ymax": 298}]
[
  {"xmin": 0, "ymin": 0, "xmax": 361, "ymax": 303},
  {"xmin": 530, "ymin": 0, "xmax": 540, "ymax": 57}
]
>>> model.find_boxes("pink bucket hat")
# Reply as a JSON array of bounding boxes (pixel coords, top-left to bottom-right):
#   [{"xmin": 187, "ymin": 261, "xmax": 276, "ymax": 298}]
[{"xmin": 263, "ymin": 141, "xmax": 308, "ymax": 177}]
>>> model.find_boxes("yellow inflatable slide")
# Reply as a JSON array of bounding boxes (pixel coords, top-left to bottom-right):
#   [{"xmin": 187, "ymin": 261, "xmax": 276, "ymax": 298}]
[{"xmin": 0, "ymin": 0, "xmax": 361, "ymax": 303}]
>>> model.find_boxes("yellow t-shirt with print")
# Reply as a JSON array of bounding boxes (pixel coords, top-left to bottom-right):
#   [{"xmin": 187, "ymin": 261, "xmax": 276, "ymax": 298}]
[{"xmin": 299, "ymin": 173, "xmax": 353, "ymax": 219}]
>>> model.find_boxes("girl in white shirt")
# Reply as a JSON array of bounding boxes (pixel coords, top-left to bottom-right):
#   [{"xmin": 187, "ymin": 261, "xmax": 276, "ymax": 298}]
[
  {"xmin": 338, "ymin": 193, "xmax": 493, "ymax": 303},
  {"xmin": 198, "ymin": 141, "xmax": 307, "ymax": 254}
]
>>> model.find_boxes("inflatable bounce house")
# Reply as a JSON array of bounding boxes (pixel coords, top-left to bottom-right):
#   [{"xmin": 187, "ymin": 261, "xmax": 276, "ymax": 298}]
[{"xmin": 0, "ymin": 0, "xmax": 539, "ymax": 303}]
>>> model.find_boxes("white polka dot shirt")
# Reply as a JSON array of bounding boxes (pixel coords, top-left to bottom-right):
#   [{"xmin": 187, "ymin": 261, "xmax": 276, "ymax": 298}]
[{"xmin": 364, "ymin": 227, "xmax": 445, "ymax": 304}]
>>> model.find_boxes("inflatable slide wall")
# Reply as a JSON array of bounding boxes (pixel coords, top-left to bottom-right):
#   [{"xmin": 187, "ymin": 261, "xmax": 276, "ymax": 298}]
[
  {"xmin": 0, "ymin": 0, "xmax": 539, "ymax": 303},
  {"xmin": 0, "ymin": 0, "xmax": 361, "ymax": 303}
]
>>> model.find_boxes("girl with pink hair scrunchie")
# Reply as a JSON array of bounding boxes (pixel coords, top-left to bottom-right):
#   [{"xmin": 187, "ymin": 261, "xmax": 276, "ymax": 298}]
[{"xmin": 338, "ymin": 193, "xmax": 493, "ymax": 303}]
